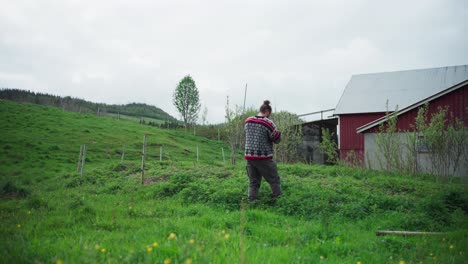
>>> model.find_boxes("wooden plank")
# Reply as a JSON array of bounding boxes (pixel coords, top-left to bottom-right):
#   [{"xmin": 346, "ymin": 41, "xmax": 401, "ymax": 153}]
[{"xmin": 376, "ymin": 230, "xmax": 445, "ymax": 236}]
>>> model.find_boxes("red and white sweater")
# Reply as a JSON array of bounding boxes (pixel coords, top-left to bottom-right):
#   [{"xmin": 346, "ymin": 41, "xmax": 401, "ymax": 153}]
[{"xmin": 244, "ymin": 116, "xmax": 281, "ymax": 160}]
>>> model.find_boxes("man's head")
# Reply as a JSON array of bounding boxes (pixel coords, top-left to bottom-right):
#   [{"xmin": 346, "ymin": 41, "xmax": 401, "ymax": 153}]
[{"xmin": 259, "ymin": 100, "xmax": 272, "ymax": 117}]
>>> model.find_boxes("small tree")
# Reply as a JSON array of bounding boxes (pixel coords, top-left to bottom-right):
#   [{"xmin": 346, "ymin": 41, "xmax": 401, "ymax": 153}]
[
  {"xmin": 320, "ymin": 128, "xmax": 338, "ymax": 164},
  {"xmin": 173, "ymin": 75, "xmax": 201, "ymax": 130},
  {"xmin": 375, "ymin": 103, "xmax": 402, "ymax": 172}
]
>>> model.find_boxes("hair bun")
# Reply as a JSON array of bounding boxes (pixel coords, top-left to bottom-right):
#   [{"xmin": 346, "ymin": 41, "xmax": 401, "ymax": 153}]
[{"xmin": 263, "ymin": 100, "xmax": 270, "ymax": 105}]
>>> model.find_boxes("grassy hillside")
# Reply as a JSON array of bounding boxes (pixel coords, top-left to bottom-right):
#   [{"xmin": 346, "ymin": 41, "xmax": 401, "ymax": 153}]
[
  {"xmin": 0, "ymin": 88, "xmax": 179, "ymax": 123},
  {"xmin": 0, "ymin": 99, "xmax": 467, "ymax": 263}
]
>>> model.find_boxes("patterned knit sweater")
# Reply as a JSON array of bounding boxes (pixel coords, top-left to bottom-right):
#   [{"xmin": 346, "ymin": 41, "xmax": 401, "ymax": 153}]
[{"xmin": 244, "ymin": 116, "xmax": 281, "ymax": 160}]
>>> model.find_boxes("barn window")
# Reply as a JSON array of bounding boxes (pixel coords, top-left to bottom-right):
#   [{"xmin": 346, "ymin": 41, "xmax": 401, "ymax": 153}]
[{"xmin": 417, "ymin": 135, "xmax": 429, "ymax": 153}]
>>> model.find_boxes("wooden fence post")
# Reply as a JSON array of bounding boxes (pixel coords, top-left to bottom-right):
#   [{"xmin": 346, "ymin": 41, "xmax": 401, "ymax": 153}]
[
  {"xmin": 121, "ymin": 145, "xmax": 126, "ymax": 162},
  {"xmin": 141, "ymin": 134, "xmax": 148, "ymax": 184},
  {"xmin": 77, "ymin": 145, "xmax": 83, "ymax": 172},
  {"xmin": 222, "ymin": 147, "xmax": 225, "ymax": 164},
  {"xmin": 81, "ymin": 144, "xmax": 86, "ymax": 177}
]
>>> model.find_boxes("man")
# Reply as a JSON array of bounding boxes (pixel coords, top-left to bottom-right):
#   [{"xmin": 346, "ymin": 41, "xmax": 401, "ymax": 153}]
[{"xmin": 244, "ymin": 100, "xmax": 282, "ymax": 201}]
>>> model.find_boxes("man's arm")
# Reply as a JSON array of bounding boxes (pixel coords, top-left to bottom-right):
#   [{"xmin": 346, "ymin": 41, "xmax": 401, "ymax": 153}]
[{"xmin": 270, "ymin": 122, "xmax": 281, "ymax": 144}]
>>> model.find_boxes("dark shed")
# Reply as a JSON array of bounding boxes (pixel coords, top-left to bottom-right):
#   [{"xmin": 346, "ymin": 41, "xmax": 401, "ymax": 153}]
[{"xmin": 300, "ymin": 117, "xmax": 338, "ymax": 164}]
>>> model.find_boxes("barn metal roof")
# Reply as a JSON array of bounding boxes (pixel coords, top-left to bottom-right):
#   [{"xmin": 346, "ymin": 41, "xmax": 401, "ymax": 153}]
[
  {"xmin": 356, "ymin": 80, "xmax": 468, "ymax": 133},
  {"xmin": 334, "ymin": 65, "xmax": 468, "ymax": 115}
]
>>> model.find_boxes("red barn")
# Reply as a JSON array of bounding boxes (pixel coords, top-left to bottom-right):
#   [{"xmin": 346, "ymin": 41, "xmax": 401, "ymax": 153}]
[{"xmin": 333, "ymin": 65, "xmax": 468, "ymax": 165}]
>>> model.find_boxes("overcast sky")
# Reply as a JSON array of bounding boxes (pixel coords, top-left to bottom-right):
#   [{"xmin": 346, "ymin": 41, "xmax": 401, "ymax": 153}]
[{"xmin": 1, "ymin": 0, "xmax": 467, "ymax": 123}]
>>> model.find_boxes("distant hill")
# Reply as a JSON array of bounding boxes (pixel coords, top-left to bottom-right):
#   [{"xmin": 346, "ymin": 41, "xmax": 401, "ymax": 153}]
[{"xmin": 0, "ymin": 88, "xmax": 178, "ymax": 122}]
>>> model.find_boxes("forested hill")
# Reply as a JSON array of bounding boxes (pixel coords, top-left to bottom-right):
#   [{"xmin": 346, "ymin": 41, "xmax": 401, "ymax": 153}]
[{"xmin": 0, "ymin": 88, "xmax": 178, "ymax": 122}]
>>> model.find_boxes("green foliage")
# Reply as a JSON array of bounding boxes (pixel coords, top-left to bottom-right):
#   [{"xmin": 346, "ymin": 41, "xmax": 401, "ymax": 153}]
[
  {"xmin": 320, "ymin": 128, "xmax": 338, "ymax": 164},
  {"xmin": 173, "ymin": 75, "xmax": 201, "ymax": 128},
  {"xmin": 1, "ymin": 181, "xmax": 29, "ymax": 198},
  {"xmin": 373, "ymin": 102, "xmax": 467, "ymax": 178},
  {"xmin": 271, "ymin": 111, "xmax": 303, "ymax": 163},
  {"xmin": 417, "ymin": 105, "xmax": 467, "ymax": 177},
  {"xmin": 0, "ymin": 100, "xmax": 467, "ymax": 263}
]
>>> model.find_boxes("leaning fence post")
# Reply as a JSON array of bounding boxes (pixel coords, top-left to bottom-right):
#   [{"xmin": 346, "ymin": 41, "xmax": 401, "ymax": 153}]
[
  {"xmin": 141, "ymin": 134, "xmax": 148, "ymax": 184},
  {"xmin": 77, "ymin": 145, "xmax": 83, "ymax": 172},
  {"xmin": 121, "ymin": 145, "xmax": 126, "ymax": 162},
  {"xmin": 81, "ymin": 144, "xmax": 86, "ymax": 177}
]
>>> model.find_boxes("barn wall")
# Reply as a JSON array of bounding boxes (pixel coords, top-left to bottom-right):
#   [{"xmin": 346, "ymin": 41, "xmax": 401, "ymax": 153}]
[
  {"xmin": 339, "ymin": 113, "xmax": 385, "ymax": 161},
  {"xmin": 364, "ymin": 132, "xmax": 468, "ymax": 177}
]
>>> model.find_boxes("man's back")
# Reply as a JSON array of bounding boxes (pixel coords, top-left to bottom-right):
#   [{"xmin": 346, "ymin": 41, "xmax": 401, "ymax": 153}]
[{"xmin": 244, "ymin": 116, "xmax": 281, "ymax": 160}]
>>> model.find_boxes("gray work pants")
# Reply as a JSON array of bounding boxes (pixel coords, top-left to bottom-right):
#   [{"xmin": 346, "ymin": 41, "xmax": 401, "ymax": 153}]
[{"xmin": 246, "ymin": 159, "xmax": 282, "ymax": 201}]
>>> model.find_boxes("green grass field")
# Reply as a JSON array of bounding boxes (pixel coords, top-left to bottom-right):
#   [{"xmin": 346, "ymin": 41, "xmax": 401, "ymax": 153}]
[
  {"xmin": 104, "ymin": 112, "xmax": 167, "ymax": 126},
  {"xmin": 1, "ymin": 99, "xmax": 467, "ymax": 263}
]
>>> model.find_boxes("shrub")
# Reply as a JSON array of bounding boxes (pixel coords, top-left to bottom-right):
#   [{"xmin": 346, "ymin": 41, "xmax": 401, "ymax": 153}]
[{"xmin": 443, "ymin": 190, "xmax": 468, "ymax": 213}]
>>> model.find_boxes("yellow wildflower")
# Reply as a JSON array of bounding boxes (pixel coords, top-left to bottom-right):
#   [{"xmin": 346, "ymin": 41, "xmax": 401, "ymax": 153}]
[
  {"xmin": 146, "ymin": 246, "xmax": 153, "ymax": 253},
  {"xmin": 56, "ymin": 259, "xmax": 63, "ymax": 264},
  {"xmin": 17, "ymin": 224, "xmax": 21, "ymax": 228},
  {"xmin": 399, "ymin": 261, "xmax": 406, "ymax": 264},
  {"xmin": 185, "ymin": 258, "xmax": 193, "ymax": 264},
  {"xmin": 168, "ymin": 233, "xmax": 177, "ymax": 240},
  {"xmin": 357, "ymin": 261, "xmax": 362, "ymax": 264},
  {"xmin": 189, "ymin": 239, "xmax": 195, "ymax": 244},
  {"xmin": 153, "ymin": 242, "xmax": 159, "ymax": 247},
  {"xmin": 101, "ymin": 248, "xmax": 106, "ymax": 253},
  {"xmin": 164, "ymin": 258, "xmax": 171, "ymax": 264},
  {"xmin": 94, "ymin": 244, "xmax": 100, "ymax": 250},
  {"xmin": 449, "ymin": 245, "xmax": 454, "ymax": 250},
  {"xmin": 224, "ymin": 234, "xmax": 230, "ymax": 240},
  {"xmin": 320, "ymin": 256, "xmax": 324, "ymax": 260}
]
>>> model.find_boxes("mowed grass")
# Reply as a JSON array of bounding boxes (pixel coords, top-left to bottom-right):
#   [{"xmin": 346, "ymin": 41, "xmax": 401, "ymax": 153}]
[{"xmin": 1, "ymin": 99, "xmax": 467, "ymax": 264}]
